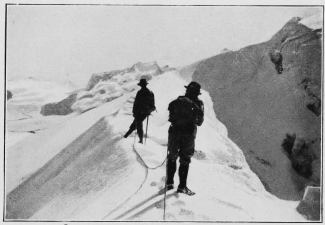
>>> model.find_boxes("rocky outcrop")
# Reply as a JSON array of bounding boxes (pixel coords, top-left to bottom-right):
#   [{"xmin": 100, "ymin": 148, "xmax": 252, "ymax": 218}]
[
  {"xmin": 7, "ymin": 90, "xmax": 13, "ymax": 100},
  {"xmin": 282, "ymin": 134, "xmax": 320, "ymax": 183},
  {"xmin": 221, "ymin": 48, "xmax": 232, "ymax": 53},
  {"xmin": 296, "ymin": 186, "xmax": 321, "ymax": 221},
  {"xmin": 41, "ymin": 94, "xmax": 77, "ymax": 116},
  {"xmin": 181, "ymin": 18, "xmax": 321, "ymax": 200}
]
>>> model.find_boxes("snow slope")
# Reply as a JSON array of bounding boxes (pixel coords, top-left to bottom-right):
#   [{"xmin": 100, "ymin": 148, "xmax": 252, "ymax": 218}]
[{"xmin": 5, "ymin": 71, "xmax": 306, "ymax": 221}]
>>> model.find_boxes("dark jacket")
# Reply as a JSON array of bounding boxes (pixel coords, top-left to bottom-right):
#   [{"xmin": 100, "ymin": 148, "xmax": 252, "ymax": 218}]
[
  {"xmin": 133, "ymin": 87, "xmax": 155, "ymax": 117},
  {"xmin": 168, "ymin": 95, "xmax": 204, "ymax": 135}
]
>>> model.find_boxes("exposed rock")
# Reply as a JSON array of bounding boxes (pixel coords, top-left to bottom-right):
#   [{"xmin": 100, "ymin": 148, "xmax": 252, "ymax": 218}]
[
  {"xmin": 291, "ymin": 138, "xmax": 315, "ymax": 178},
  {"xmin": 281, "ymin": 133, "xmax": 296, "ymax": 156},
  {"xmin": 306, "ymin": 95, "xmax": 321, "ymax": 116},
  {"xmin": 282, "ymin": 133, "xmax": 320, "ymax": 185},
  {"xmin": 7, "ymin": 90, "xmax": 13, "ymax": 100},
  {"xmin": 221, "ymin": 48, "xmax": 231, "ymax": 53},
  {"xmin": 269, "ymin": 50, "xmax": 283, "ymax": 74},
  {"xmin": 182, "ymin": 18, "xmax": 321, "ymax": 200},
  {"xmin": 255, "ymin": 157, "xmax": 272, "ymax": 167},
  {"xmin": 296, "ymin": 186, "xmax": 321, "ymax": 221},
  {"xmin": 41, "ymin": 94, "xmax": 77, "ymax": 116}
]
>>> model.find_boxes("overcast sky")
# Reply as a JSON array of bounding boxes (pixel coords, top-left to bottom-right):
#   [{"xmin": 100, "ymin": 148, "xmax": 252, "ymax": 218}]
[{"xmin": 6, "ymin": 5, "xmax": 321, "ymax": 86}]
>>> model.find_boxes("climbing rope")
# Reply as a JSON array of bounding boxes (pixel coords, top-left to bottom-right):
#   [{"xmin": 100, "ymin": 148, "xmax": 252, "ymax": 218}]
[
  {"xmin": 133, "ymin": 124, "xmax": 169, "ymax": 221},
  {"xmin": 133, "ymin": 122, "xmax": 167, "ymax": 170},
  {"xmin": 107, "ymin": 98, "xmax": 168, "ymax": 220}
]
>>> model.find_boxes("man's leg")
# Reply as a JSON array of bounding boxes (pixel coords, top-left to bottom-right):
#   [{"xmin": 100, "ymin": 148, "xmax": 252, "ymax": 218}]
[
  {"xmin": 124, "ymin": 119, "xmax": 136, "ymax": 138},
  {"xmin": 166, "ymin": 131, "xmax": 179, "ymax": 189},
  {"xmin": 178, "ymin": 163, "xmax": 189, "ymax": 189},
  {"xmin": 166, "ymin": 158, "xmax": 177, "ymax": 188},
  {"xmin": 136, "ymin": 115, "xmax": 147, "ymax": 143},
  {"xmin": 177, "ymin": 134, "xmax": 195, "ymax": 195}
]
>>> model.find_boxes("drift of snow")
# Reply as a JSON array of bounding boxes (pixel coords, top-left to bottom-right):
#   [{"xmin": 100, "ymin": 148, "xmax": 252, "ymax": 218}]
[{"xmin": 6, "ymin": 70, "xmax": 306, "ymax": 221}]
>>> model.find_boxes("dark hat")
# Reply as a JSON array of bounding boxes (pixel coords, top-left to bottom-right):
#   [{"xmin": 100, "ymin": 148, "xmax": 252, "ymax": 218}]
[
  {"xmin": 184, "ymin": 81, "xmax": 201, "ymax": 95},
  {"xmin": 137, "ymin": 78, "xmax": 148, "ymax": 86}
]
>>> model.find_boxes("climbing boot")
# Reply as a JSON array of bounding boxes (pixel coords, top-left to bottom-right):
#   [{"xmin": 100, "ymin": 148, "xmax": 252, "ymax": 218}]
[
  {"xmin": 177, "ymin": 186, "xmax": 195, "ymax": 196},
  {"xmin": 138, "ymin": 132, "xmax": 143, "ymax": 144}
]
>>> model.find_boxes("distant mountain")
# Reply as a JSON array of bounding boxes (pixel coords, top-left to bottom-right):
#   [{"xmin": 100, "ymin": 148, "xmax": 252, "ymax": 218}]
[
  {"xmin": 86, "ymin": 61, "xmax": 162, "ymax": 91},
  {"xmin": 180, "ymin": 17, "xmax": 322, "ymax": 200},
  {"xmin": 40, "ymin": 61, "xmax": 163, "ymax": 115},
  {"xmin": 7, "ymin": 79, "xmax": 76, "ymax": 120}
]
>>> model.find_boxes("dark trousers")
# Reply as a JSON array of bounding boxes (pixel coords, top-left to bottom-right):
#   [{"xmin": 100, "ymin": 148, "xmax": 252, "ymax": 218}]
[
  {"xmin": 166, "ymin": 126, "xmax": 196, "ymax": 189},
  {"xmin": 124, "ymin": 114, "xmax": 148, "ymax": 140},
  {"xmin": 167, "ymin": 130, "xmax": 195, "ymax": 165}
]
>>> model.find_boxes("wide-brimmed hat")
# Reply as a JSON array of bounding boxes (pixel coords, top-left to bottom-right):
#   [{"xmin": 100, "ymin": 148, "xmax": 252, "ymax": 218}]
[
  {"xmin": 138, "ymin": 78, "xmax": 148, "ymax": 86},
  {"xmin": 184, "ymin": 81, "xmax": 201, "ymax": 95}
]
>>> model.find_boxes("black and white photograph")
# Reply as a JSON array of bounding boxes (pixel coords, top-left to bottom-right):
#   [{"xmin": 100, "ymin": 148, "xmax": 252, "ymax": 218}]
[{"xmin": 3, "ymin": 1, "xmax": 323, "ymax": 222}]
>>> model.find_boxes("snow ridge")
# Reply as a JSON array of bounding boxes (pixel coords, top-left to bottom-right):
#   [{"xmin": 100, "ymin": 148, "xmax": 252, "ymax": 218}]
[{"xmin": 6, "ymin": 69, "xmax": 306, "ymax": 221}]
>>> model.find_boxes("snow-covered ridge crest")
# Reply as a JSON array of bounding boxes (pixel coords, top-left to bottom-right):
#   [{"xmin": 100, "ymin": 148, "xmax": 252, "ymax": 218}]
[{"xmin": 6, "ymin": 69, "xmax": 306, "ymax": 221}]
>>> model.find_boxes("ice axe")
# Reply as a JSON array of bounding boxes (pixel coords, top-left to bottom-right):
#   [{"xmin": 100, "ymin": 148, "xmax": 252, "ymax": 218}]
[{"xmin": 144, "ymin": 116, "xmax": 149, "ymax": 145}]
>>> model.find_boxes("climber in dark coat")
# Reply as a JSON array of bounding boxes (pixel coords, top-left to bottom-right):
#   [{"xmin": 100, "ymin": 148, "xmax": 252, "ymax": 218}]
[
  {"xmin": 124, "ymin": 78, "xmax": 156, "ymax": 144},
  {"xmin": 165, "ymin": 81, "xmax": 204, "ymax": 196}
]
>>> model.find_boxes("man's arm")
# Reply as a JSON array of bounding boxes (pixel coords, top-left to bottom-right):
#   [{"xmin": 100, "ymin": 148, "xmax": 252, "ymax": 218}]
[
  {"xmin": 194, "ymin": 100, "xmax": 204, "ymax": 126},
  {"xmin": 149, "ymin": 91, "xmax": 156, "ymax": 112}
]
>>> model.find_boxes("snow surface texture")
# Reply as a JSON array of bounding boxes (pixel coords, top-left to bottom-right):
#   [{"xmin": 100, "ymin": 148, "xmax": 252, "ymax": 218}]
[{"xmin": 6, "ymin": 71, "xmax": 306, "ymax": 221}]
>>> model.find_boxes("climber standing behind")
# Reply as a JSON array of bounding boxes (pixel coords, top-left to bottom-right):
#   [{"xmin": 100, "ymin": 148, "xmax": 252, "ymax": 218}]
[
  {"xmin": 166, "ymin": 81, "xmax": 204, "ymax": 196},
  {"xmin": 124, "ymin": 78, "xmax": 156, "ymax": 144}
]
